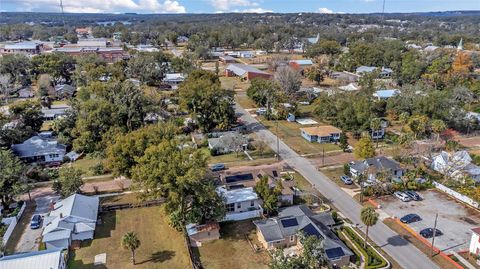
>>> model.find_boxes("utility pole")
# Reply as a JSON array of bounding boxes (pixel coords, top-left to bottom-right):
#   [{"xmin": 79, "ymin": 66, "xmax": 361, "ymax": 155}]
[
  {"xmin": 322, "ymin": 147, "xmax": 325, "ymax": 166},
  {"xmin": 59, "ymin": 0, "xmax": 67, "ymax": 35},
  {"xmin": 276, "ymin": 119, "xmax": 280, "ymax": 160},
  {"xmin": 431, "ymin": 213, "xmax": 438, "ymax": 256}
]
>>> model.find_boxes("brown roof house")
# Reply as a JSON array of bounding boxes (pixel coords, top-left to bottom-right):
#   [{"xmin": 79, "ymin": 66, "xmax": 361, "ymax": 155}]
[
  {"xmin": 254, "ymin": 205, "xmax": 353, "ymax": 268},
  {"xmin": 300, "ymin": 125, "xmax": 342, "ymax": 143},
  {"xmin": 186, "ymin": 222, "xmax": 220, "ymax": 247},
  {"xmin": 220, "ymin": 167, "xmax": 295, "ymax": 205}
]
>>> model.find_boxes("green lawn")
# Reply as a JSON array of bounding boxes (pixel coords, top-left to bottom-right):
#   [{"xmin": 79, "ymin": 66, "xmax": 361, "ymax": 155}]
[
  {"xmin": 235, "ymin": 94, "xmax": 257, "ymax": 109},
  {"xmin": 67, "ymin": 155, "xmax": 105, "ymax": 176},
  {"xmin": 201, "ymin": 146, "xmax": 277, "ymax": 167},
  {"xmin": 260, "ymin": 119, "xmax": 341, "ymax": 155},
  {"xmin": 320, "ymin": 167, "xmax": 358, "ymax": 190},
  {"xmin": 220, "ymin": 77, "xmax": 251, "ymax": 91},
  {"xmin": 193, "ymin": 221, "xmax": 270, "ymax": 269},
  {"xmin": 68, "ymin": 206, "xmax": 190, "ymax": 269}
]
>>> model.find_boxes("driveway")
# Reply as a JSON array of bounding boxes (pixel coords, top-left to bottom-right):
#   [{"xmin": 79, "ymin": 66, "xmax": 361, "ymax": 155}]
[
  {"xmin": 15, "ymin": 193, "xmax": 59, "ymax": 253},
  {"xmin": 235, "ymin": 103, "xmax": 440, "ymax": 269},
  {"xmin": 379, "ymin": 190, "xmax": 480, "ymax": 253}
]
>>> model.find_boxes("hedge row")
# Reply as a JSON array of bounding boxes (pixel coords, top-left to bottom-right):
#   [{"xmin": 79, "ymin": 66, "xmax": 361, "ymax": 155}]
[{"xmin": 343, "ymin": 226, "xmax": 388, "ymax": 269}]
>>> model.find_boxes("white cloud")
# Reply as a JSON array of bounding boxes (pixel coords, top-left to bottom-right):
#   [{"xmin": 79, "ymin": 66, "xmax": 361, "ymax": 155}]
[
  {"xmin": 238, "ymin": 8, "xmax": 273, "ymax": 13},
  {"xmin": 209, "ymin": 0, "xmax": 259, "ymax": 12},
  {"xmin": 318, "ymin": 7, "xmax": 333, "ymax": 14},
  {"xmin": 9, "ymin": 0, "xmax": 186, "ymax": 13}
]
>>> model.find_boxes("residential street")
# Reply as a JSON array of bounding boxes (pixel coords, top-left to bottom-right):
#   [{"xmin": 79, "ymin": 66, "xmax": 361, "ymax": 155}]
[{"xmin": 235, "ymin": 103, "xmax": 440, "ymax": 269}]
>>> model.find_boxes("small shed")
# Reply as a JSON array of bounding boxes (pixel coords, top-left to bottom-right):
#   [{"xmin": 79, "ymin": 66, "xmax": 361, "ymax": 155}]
[{"xmin": 186, "ymin": 222, "xmax": 220, "ymax": 247}]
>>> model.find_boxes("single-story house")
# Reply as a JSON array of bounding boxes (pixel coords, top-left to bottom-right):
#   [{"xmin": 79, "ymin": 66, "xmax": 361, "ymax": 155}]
[
  {"xmin": 208, "ymin": 131, "xmax": 249, "ymax": 155},
  {"xmin": 350, "ymin": 156, "xmax": 404, "ymax": 182},
  {"xmin": 356, "ymin": 66, "xmax": 393, "ymax": 78},
  {"xmin": 186, "ymin": 222, "xmax": 220, "ymax": 247},
  {"xmin": 41, "ymin": 104, "xmax": 71, "ymax": 121},
  {"xmin": 17, "ymin": 87, "xmax": 35, "ymax": 98},
  {"xmin": 225, "ymin": 64, "xmax": 272, "ymax": 81},
  {"xmin": 11, "ymin": 135, "xmax": 66, "ymax": 164},
  {"xmin": 289, "ymin": 59, "xmax": 313, "ymax": 72},
  {"xmin": 431, "ymin": 151, "xmax": 480, "ymax": 182},
  {"xmin": 216, "ymin": 186, "xmax": 263, "ymax": 221},
  {"xmin": 239, "ymin": 51, "xmax": 255, "ymax": 58},
  {"xmin": 253, "ymin": 205, "xmax": 353, "ymax": 267},
  {"xmin": 300, "ymin": 125, "xmax": 342, "ymax": 143},
  {"xmin": 54, "ymin": 84, "xmax": 75, "ymax": 98},
  {"xmin": 42, "ymin": 194, "xmax": 99, "ymax": 249},
  {"xmin": 469, "ymin": 227, "xmax": 480, "ymax": 255},
  {"xmin": 307, "ymin": 34, "xmax": 320, "ymax": 44},
  {"xmin": 219, "ymin": 55, "xmax": 236, "ymax": 63},
  {"xmin": 373, "ymin": 89, "xmax": 400, "ymax": 100},
  {"xmin": 163, "ymin": 73, "xmax": 185, "ymax": 89},
  {"xmin": 0, "ymin": 248, "xmax": 67, "ymax": 269},
  {"xmin": 220, "ymin": 167, "xmax": 295, "ymax": 205}
]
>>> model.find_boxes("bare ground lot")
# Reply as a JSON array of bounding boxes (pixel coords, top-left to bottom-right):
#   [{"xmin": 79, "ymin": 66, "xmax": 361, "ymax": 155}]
[{"xmin": 378, "ymin": 190, "xmax": 480, "ymax": 253}]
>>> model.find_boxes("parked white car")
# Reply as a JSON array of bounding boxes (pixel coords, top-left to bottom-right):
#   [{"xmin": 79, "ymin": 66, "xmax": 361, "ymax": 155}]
[{"xmin": 394, "ymin": 191, "xmax": 411, "ymax": 202}]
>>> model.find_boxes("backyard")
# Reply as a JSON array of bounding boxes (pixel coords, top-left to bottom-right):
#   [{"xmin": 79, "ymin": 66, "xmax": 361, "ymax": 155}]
[
  {"xmin": 193, "ymin": 220, "xmax": 270, "ymax": 269},
  {"xmin": 68, "ymin": 206, "xmax": 190, "ymax": 269}
]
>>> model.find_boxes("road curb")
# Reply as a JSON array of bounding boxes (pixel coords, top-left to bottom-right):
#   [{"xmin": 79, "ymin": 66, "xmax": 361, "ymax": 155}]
[{"xmin": 393, "ymin": 218, "xmax": 464, "ymax": 269}]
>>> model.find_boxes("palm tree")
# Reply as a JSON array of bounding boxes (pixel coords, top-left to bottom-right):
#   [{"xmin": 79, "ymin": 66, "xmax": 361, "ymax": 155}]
[
  {"xmin": 360, "ymin": 206, "xmax": 379, "ymax": 248},
  {"xmin": 431, "ymin": 119, "xmax": 446, "ymax": 142},
  {"xmin": 370, "ymin": 118, "xmax": 382, "ymax": 148},
  {"xmin": 121, "ymin": 231, "xmax": 141, "ymax": 265}
]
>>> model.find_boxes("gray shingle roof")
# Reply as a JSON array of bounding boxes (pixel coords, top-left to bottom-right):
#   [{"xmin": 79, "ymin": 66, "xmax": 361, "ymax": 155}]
[
  {"xmin": 350, "ymin": 156, "xmax": 402, "ymax": 174},
  {"xmin": 11, "ymin": 136, "xmax": 66, "ymax": 158}
]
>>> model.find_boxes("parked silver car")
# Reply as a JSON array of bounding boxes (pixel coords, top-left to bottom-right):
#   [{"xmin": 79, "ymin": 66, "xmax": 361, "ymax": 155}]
[{"xmin": 394, "ymin": 191, "xmax": 412, "ymax": 202}]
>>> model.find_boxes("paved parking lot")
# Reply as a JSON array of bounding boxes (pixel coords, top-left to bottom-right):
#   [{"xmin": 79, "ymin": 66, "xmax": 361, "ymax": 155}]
[
  {"xmin": 379, "ymin": 190, "xmax": 480, "ymax": 253},
  {"xmin": 15, "ymin": 194, "xmax": 59, "ymax": 253}
]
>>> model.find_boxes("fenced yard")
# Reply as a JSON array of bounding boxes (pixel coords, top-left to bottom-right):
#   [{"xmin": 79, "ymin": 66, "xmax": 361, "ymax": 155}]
[
  {"xmin": 68, "ymin": 206, "xmax": 190, "ymax": 269},
  {"xmin": 193, "ymin": 220, "xmax": 270, "ymax": 269}
]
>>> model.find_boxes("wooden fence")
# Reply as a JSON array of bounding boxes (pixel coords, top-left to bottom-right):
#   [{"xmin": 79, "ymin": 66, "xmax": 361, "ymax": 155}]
[{"xmin": 100, "ymin": 199, "xmax": 164, "ymax": 212}]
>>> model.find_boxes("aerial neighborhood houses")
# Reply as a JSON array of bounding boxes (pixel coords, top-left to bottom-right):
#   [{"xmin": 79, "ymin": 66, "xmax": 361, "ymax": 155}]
[
  {"xmin": 300, "ymin": 125, "xmax": 342, "ymax": 143},
  {"xmin": 350, "ymin": 156, "xmax": 404, "ymax": 183},
  {"xmin": 11, "ymin": 132, "xmax": 66, "ymax": 164},
  {"xmin": 431, "ymin": 151, "xmax": 480, "ymax": 182},
  {"xmin": 355, "ymin": 66, "xmax": 393, "ymax": 78},
  {"xmin": 208, "ymin": 131, "xmax": 249, "ymax": 155},
  {"xmin": 42, "ymin": 194, "xmax": 99, "ymax": 250},
  {"xmin": 254, "ymin": 205, "xmax": 353, "ymax": 267},
  {"xmin": 225, "ymin": 63, "xmax": 272, "ymax": 81},
  {"xmin": 0, "ymin": 248, "xmax": 68, "ymax": 269}
]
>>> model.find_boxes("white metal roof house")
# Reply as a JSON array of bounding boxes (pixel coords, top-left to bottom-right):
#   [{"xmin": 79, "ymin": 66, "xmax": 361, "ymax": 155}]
[
  {"xmin": 0, "ymin": 248, "xmax": 67, "ymax": 269},
  {"xmin": 11, "ymin": 135, "xmax": 66, "ymax": 164},
  {"xmin": 41, "ymin": 104, "xmax": 71, "ymax": 121},
  {"xmin": 163, "ymin": 73, "xmax": 186, "ymax": 89},
  {"xmin": 431, "ymin": 151, "xmax": 480, "ymax": 182},
  {"xmin": 216, "ymin": 186, "xmax": 263, "ymax": 221},
  {"xmin": 42, "ymin": 194, "xmax": 99, "ymax": 249},
  {"xmin": 373, "ymin": 89, "xmax": 400, "ymax": 100}
]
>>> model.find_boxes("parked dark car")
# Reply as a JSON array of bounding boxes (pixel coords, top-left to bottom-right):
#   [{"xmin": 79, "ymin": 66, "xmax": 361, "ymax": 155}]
[
  {"xmin": 210, "ymin": 163, "xmax": 226, "ymax": 172},
  {"xmin": 404, "ymin": 190, "xmax": 421, "ymax": 201},
  {"xmin": 340, "ymin": 175, "xmax": 353, "ymax": 185},
  {"xmin": 420, "ymin": 228, "xmax": 443, "ymax": 238},
  {"xmin": 400, "ymin": 213, "xmax": 422, "ymax": 224},
  {"xmin": 30, "ymin": 214, "xmax": 42, "ymax": 229}
]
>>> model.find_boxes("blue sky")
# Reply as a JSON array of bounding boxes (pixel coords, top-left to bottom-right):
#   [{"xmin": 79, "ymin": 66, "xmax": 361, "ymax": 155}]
[{"xmin": 1, "ymin": 0, "xmax": 479, "ymax": 14}]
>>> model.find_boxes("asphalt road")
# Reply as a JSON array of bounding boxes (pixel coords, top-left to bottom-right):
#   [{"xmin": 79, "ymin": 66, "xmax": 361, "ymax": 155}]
[{"xmin": 235, "ymin": 104, "xmax": 439, "ymax": 269}]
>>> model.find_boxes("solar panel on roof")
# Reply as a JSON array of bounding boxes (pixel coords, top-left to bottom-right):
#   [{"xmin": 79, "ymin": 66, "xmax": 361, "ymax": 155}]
[
  {"xmin": 325, "ymin": 247, "xmax": 345, "ymax": 259},
  {"xmin": 281, "ymin": 218, "xmax": 299, "ymax": 228},
  {"xmin": 301, "ymin": 223, "xmax": 323, "ymax": 239},
  {"xmin": 225, "ymin": 173, "xmax": 254, "ymax": 183},
  {"xmin": 272, "ymin": 170, "xmax": 278, "ymax": 177}
]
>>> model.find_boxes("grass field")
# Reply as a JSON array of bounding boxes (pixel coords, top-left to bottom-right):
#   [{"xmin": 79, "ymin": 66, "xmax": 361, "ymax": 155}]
[
  {"xmin": 320, "ymin": 167, "xmax": 358, "ymax": 190},
  {"xmin": 67, "ymin": 155, "xmax": 105, "ymax": 176},
  {"xmin": 220, "ymin": 77, "xmax": 251, "ymax": 91},
  {"xmin": 202, "ymin": 144, "xmax": 276, "ymax": 167},
  {"xmin": 235, "ymin": 94, "xmax": 257, "ymax": 109},
  {"xmin": 260, "ymin": 119, "xmax": 341, "ymax": 155},
  {"xmin": 68, "ymin": 206, "xmax": 190, "ymax": 269},
  {"xmin": 193, "ymin": 221, "xmax": 270, "ymax": 269}
]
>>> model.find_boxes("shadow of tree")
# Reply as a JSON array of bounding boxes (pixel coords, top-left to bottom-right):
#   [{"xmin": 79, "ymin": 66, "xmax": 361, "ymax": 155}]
[{"xmin": 136, "ymin": 250, "xmax": 176, "ymax": 265}]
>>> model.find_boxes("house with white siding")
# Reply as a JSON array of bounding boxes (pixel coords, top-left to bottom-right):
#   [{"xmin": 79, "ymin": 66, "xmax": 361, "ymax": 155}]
[{"xmin": 42, "ymin": 194, "xmax": 99, "ymax": 249}]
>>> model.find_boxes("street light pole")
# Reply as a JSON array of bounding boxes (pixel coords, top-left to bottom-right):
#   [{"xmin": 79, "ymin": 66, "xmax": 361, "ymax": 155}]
[
  {"xmin": 431, "ymin": 213, "xmax": 438, "ymax": 256},
  {"xmin": 276, "ymin": 118, "xmax": 280, "ymax": 160}
]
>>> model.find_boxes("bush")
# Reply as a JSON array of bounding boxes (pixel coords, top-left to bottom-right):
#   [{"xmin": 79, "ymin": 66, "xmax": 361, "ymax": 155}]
[{"xmin": 90, "ymin": 163, "xmax": 106, "ymax": 176}]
